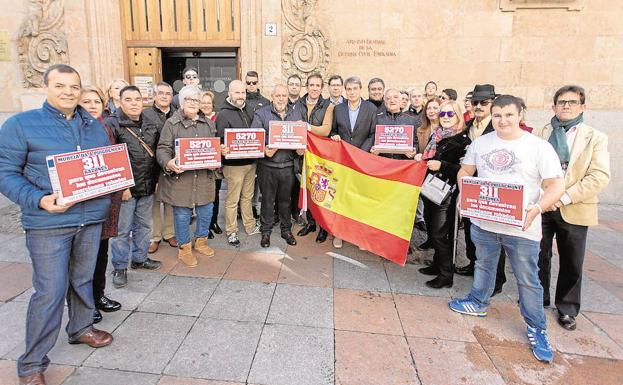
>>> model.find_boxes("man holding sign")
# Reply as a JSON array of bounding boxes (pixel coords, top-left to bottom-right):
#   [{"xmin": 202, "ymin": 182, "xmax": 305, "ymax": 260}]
[{"xmin": 450, "ymin": 95, "xmax": 565, "ymax": 364}]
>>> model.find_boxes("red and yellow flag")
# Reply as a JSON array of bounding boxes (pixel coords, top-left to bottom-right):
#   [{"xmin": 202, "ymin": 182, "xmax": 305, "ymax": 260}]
[{"xmin": 301, "ymin": 133, "xmax": 427, "ymax": 265}]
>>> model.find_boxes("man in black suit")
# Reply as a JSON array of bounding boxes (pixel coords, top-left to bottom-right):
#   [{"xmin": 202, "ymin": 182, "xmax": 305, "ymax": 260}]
[
  {"xmin": 329, "ymin": 76, "xmax": 377, "ymax": 248},
  {"xmin": 455, "ymin": 84, "xmax": 507, "ymax": 296}
]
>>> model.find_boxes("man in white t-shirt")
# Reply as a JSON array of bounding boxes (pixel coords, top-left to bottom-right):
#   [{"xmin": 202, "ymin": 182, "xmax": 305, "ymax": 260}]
[{"xmin": 449, "ymin": 95, "xmax": 565, "ymax": 363}]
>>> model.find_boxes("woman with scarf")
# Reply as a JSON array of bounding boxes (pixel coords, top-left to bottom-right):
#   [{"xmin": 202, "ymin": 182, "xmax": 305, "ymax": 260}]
[{"xmin": 415, "ymin": 100, "xmax": 470, "ymax": 289}]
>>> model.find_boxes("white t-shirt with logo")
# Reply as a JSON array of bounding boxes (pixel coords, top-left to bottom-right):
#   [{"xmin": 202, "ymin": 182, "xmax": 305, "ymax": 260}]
[{"xmin": 462, "ymin": 131, "xmax": 563, "ymax": 241}]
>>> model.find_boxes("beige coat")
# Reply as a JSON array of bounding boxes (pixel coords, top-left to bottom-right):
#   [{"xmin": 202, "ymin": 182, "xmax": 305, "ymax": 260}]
[
  {"xmin": 156, "ymin": 110, "xmax": 217, "ymax": 208},
  {"xmin": 532, "ymin": 123, "xmax": 610, "ymax": 226}
]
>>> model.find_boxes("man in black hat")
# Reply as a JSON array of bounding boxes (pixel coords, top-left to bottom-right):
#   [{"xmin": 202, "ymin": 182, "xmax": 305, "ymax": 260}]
[{"xmin": 455, "ymin": 84, "xmax": 507, "ymax": 296}]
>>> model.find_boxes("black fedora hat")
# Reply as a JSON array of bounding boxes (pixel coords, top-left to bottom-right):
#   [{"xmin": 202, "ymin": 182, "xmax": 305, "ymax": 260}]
[{"xmin": 470, "ymin": 84, "xmax": 498, "ymax": 101}]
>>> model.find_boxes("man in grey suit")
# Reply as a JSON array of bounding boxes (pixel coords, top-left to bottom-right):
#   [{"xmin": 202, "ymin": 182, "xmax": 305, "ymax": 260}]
[{"xmin": 329, "ymin": 76, "xmax": 377, "ymax": 248}]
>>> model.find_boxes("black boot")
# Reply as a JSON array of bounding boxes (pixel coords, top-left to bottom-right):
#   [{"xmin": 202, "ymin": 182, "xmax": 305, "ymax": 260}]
[
  {"xmin": 297, "ymin": 223, "xmax": 316, "ymax": 237},
  {"xmin": 315, "ymin": 229, "xmax": 328, "ymax": 243}
]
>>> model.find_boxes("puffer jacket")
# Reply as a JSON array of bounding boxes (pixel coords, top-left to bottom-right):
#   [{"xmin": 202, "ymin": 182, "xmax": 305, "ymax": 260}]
[
  {"xmin": 376, "ymin": 110, "xmax": 420, "ymax": 160},
  {"xmin": 105, "ymin": 109, "xmax": 159, "ymax": 197},
  {"xmin": 251, "ymin": 103, "xmax": 301, "ymax": 168},
  {"xmin": 0, "ymin": 102, "xmax": 111, "ymax": 230},
  {"xmin": 216, "ymin": 98, "xmax": 256, "ymax": 166},
  {"xmin": 156, "ymin": 109, "xmax": 217, "ymax": 208},
  {"xmin": 246, "ymin": 91, "xmax": 270, "ymax": 114}
]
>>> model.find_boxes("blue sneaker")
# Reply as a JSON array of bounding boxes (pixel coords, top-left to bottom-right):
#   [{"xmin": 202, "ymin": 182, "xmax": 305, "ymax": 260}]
[
  {"xmin": 527, "ymin": 326, "xmax": 554, "ymax": 363},
  {"xmin": 448, "ymin": 298, "xmax": 487, "ymax": 317}
]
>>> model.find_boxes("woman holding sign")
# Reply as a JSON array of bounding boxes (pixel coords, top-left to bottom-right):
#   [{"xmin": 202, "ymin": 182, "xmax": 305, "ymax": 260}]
[
  {"xmin": 156, "ymin": 86, "xmax": 221, "ymax": 267},
  {"xmin": 415, "ymin": 100, "xmax": 470, "ymax": 289}
]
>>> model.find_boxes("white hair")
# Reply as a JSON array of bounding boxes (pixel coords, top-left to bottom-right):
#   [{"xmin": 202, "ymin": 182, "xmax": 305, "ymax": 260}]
[{"xmin": 178, "ymin": 85, "xmax": 201, "ymax": 103}]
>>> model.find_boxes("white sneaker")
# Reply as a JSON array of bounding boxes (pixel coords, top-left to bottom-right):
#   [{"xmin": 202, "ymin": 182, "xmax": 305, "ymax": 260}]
[
  {"xmin": 228, "ymin": 232, "xmax": 241, "ymax": 246},
  {"xmin": 333, "ymin": 237, "xmax": 343, "ymax": 249},
  {"xmin": 247, "ymin": 223, "xmax": 261, "ymax": 236}
]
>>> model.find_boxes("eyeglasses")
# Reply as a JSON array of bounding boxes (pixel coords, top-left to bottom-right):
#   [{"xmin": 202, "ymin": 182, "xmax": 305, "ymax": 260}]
[
  {"xmin": 472, "ymin": 100, "xmax": 491, "ymax": 107},
  {"xmin": 184, "ymin": 74, "xmax": 198, "ymax": 80},
  {"xmin": 157, "ymin": 91, "xmax": 172, "ymax": 96},
  {"xmin": 184, "ymin": 98, "xmax": 200, "ymax": 104},
  {"xmin": 556, "ymin": 99, "xmax": 581, "ymax": 107},
  {"xmin": 246, "ymin": 81, "xmax": 258, "ymax": 85},
  {"xmin": 438, "ymin": 111, "xmax": 456, "ymax": 118}
]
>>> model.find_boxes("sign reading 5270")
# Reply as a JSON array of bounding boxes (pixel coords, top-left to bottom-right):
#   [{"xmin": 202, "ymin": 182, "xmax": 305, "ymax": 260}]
[{"xmin": 224, "ymin": 128, "xmax": 265, "ymax": 159}]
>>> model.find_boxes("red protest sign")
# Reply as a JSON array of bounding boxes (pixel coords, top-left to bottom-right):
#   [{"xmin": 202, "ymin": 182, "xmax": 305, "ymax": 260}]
[
  {"xmin": 46, "ymin": 144, "xmax": 135, "ymax": 205},
  {"xmin": 374, "ymin": 125, "xmax": 414, "ymax": 153},
  {"xmin": 268, "ymin": 121, "xmax": 308, "ymax": 150},
  {"xmin": 175, "ymin": 137, "xmax": 222, "ymax": 170},
  {"xmin": 224, "ymin": 128, "xmax": 266, "ymax": 159},
  {"xmin": 460, "ymin": 177, "xmax": 526, "ymax": 227}
]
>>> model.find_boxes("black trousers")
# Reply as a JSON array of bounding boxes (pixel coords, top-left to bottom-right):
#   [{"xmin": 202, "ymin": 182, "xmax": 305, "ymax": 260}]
[
  {"xmin": 93, "ymin": 239, "xmax": 109, "ymax": 300},
  {"xmin": 257, "ymin": 164, "xmax": 295, "ymax": 235},
  {"xmin": 463, "ymin": 217, "xmax": 507, "ymax": 289},
  {"xmin": 538, "ymin": 210, "xmax": 588, "ymax": 316},
  {"xmin": 422, "ymin": 194, "xmax": 457, "ymax": 281},
  {"xmin": 210, "ymin": 179, "xmax": 222, "ymax": 226}
]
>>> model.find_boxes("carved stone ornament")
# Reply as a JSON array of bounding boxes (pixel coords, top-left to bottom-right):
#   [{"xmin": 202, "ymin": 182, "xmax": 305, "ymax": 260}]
[
  {"xmin": 281, "ymin": 0, "xmax": 331, "ymax": 80},
  {"xmin": 17, "ymin": 0, "xmax": 69, "ymax": 88}
]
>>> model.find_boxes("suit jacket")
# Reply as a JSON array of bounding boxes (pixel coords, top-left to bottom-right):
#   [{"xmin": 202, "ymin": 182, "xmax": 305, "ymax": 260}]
[
  {"xmin": 533, "ymin": 122, "xmax": 610, "ymax": 226},
  {"xmin": 331, "ymin": 99, "xmax": 377, "ymax": 152}
]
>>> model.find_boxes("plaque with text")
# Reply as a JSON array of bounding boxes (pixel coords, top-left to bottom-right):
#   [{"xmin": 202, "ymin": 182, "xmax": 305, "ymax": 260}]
[
  {"xmin": 175, "ymin": 137, "xmax": 222, "ymax": 170},
  {"xmin": 224, "ymin": 128, "xmax": 266, "ymax": 159},
  {"xmin": 268, "ymin": 121, "xmax": 308, "ymax": 150},
  {"xmin": 46, "ymin": 144, "xmax": 135, "ymax": 205},
  {"xmin": 374, "ymin": 124, "xmax": 414, "ymax": 153},
  {"xmin": 460, "ymin": 177, "xmax": 526, "ymax": 228}
]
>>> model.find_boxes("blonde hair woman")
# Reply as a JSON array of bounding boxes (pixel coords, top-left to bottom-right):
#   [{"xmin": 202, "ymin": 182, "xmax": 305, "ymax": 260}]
[{"xmin": 104, "ymin": 78, "xmax": 129, "ymax": 116}]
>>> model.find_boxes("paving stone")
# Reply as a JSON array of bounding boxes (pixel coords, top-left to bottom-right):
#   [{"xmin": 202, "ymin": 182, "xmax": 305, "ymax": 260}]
[
  {"xmin": 170, "ymin": 249, "xmax": 236, "ymax": 279},
  {"xmin": 0, "ymin": 360, "xmax": 74, "ymax": 385},
  {"xmin": 408, "ymin": 337, "xmax": 505, "ymax": 385},
  {"xmin": 224, "ymin": 252, "xmax": 284, "ymax": 283},
  {"xmin": 0, "ymin": 263, "xmax": 32, "ymax": 302},
  {"xmin": 0, "ymin": 301, "xmax": 27, "ymax": 358},
  {"xmin": 248, "ymin": 324, "xmax": 334, "ymax": 385},
  {"xmin": 333, "ymin": 259, "xmax": 391, "ymax": 292},
  {"xmin": 267, "ymin": 284, "xmax": 333, "ymax": 328},
  {"xmin": 0, "ymin": 235, "xmax": 30, "ymax": 263},
  {"xmin": 62, "ymin": 367, "xmax": 159, "ymax": 385},
  {"xmin": 106, "ymin": 271, "xmax": 166, "ymax": 310},
  {"xmin": 563, "ymin": 353, "xmax": 623, "ymax": 385},
  {"xmin": 464, "ymin": 301, "xmax": 527, "ymax": 348},
  {"xmin": 384, "ymin": 262, "xmax": 453, "ymax": 297},
  {"xmin": 84, "ymin": 312, "xmax": 195, "ymax": 374},
  {"xmin": 584, "ymin": 312, "xmax": 623, "ymax": 347},
  {"xmin": 201, "ymin": 280, "xmax": 275, "ymax": 322},
  {"xmin": 335, "ymin": 330, "xmax": 418, "ymax": 385},
  {"xmin": 238, "ymin": 231, "xmax": 288, "ymax": 254},
  {"xmin": 580, "ymin": 277, "xmax": 623, "ymax": 315},
  {"xmin": 165, "ymin": 318, "xmax": 263, "ymax": 382},
  {"xmin": 334, "ymin": 289, "xmax": 403, "ymax": 335},
  {"xmin": 157, "ymin": 377, "xmax": 245, "ymax": 385},
  {"xmin": 278, "ymin": 253, "xmax": 333, "ymax": 287},
  {"xmin": 139, "ymin": 275, "xmax": 219, "ymax": 316}
]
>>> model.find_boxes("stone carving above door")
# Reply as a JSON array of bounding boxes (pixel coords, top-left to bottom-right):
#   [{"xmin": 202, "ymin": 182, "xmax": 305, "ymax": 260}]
[
  {"xmin": 17, "ymin": 0, "xmax": 69, "ymax": 88},
  {"xmin": 282, "ymin": 0, "xmax": 331, "ymax": 80}
]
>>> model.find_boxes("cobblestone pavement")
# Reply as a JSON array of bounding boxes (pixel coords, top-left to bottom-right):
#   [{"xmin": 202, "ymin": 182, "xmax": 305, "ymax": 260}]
[{"xmin": 0, "ymin": 193, "xmax": 622, "ymax": 384}]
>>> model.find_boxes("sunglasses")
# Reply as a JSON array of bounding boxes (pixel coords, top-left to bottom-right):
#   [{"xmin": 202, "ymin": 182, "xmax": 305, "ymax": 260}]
[
  {"xmin": 184, "ymin": 74, "xmax": 198, "ymax": 80},
  {"xmin": 246, "ymin": 81, "xmax": 258, "ymax": 85},
  {"xmin": 438, "ymin": 111, "xmax": 456, "ymax": 118},
  {"xmin": 472, "ymin": 100, "xmax": 491, "ymax": 107}
]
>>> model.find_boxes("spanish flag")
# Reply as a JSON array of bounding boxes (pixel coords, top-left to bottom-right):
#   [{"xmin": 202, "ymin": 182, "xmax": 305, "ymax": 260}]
[{"xmin": 301, "ymin": 133, "xmax": 427, "ymax": 265}]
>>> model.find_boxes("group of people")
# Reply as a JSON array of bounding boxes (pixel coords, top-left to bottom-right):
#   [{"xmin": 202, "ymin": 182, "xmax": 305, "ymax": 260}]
[{"xmin": 0, "ymin": 63, "xmax": 610, "ymax": 384}]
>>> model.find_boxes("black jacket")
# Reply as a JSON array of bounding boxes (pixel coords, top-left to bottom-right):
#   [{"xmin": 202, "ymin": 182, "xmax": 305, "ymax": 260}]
[
  {"xmin": 142, "ymin": 104, "xmax": 176, "ymax": 132},
  {"xmin": 296, "ymin": 94, "xmax": 331, "ymax": 126},
  {"xmin": 331, "ymin": 99, "xmax": 377, "ymax": 152},
  {"xmin": 216, "ymin": 99, "xmax": 256, "ymax": 166},
  {"xmin": 405, "ymin": 106, "xmax": 423, "ymax": 128},
  {"xmin": 105, "ymin": 110, "xmax": 159, "ymax": 197},
  {"xmin": 427, "ymin": 132, "xmax": 471, "ymax": 186},
  {"xmin": 246, "ymin": 91, "xmax": 270, "ymax": 114},
  {"xmin": 251, "ymin": 103, "xmax": 301, "ymax": 168},
  {"xmin": 376, "ymin": 110, "xmax": 419, "ymax": 160},
  {"xmin": 464, "ymin": 117, "xmax": 494, "ymax": 137}
]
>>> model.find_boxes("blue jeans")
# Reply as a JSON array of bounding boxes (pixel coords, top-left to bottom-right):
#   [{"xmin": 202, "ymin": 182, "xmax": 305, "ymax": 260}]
[
  {"xmin": 467, "ymin": 224, "xmax": 546, "ymax": 330},
  {"xmin": 18, "ymin": 224, "xmax": 102, "ymax": 376},
  {"xmin": 110, "ymin": 195, "xmax": 153, "ymax": 270},
  {"xmin": 173, "ymin": 203, "xmax": 214, "ymax": 245}
]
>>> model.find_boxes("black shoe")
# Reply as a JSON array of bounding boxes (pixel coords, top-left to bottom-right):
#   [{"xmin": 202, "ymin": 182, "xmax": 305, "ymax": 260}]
[
  {"xmin": 557, "ymin": 313, "xmax": 576, "ymax": 331},
  {"xmin": 415, "ymin": 221, "xmax": 427, "ymax": 232},
  {"xmin": 131, "ymin": 258, "xmax": 162, "ymax": 270},
  {"xmin": 210, "ymin": 223, "xmax": 223, "ymax": 234},
  {"xmin": 208, "ymin": 229, "xmax": 215, "ymax": 239},
  {"xmin": 543, "ymin": 298, "xmax": 551, "ymax": 307},
  {"xmin": 315, "ymin": 229, "xmax": 328, "ymax": 243},
  {"xmin": 418, "ymin": 240, "xmax": 432, "ymax": 250},
  {"xmin": 112, "ymin": 269, "xmax": 127, "ymax": 288},
  {"xmin": 418, "ymin": 266, "xmax": 439, "ymax": 276},
  {"xmin": 261, "ymin": 233, "xmax": 271, "ymax": 248},
  {"xmin": 95, "ymin": 296, "xmax": 121, "ymax": 312},
  {"xmin": 297, "ymin": 223, "xmax": 316, "ymax": 237},
  {"xmin": 455, "ymin": 264, "xmax": 475, "ymax": 276},
  {"xmin": 491, "ymin": 286, "xmax": 503, "ymax": 297},
  {"xmin": 425, "ymin": 277, "xmax": 453, "ymax": 289},
  {"xmin": 93, "ymin": 309, "xmax": 102, "ymax": 324},
  {"xmin": 282, "ymin": 232, "xmax": 297, "ymax": 246}
]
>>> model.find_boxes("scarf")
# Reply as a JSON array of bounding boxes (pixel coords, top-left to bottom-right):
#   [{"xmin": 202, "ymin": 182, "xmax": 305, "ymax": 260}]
[
  {"xmin": 549, "ymin": 113, "xmax": 583, "ymax": 163},
  {"xmin": 422, "ymin": 126, "xmax": 457, "ymax": 160}
]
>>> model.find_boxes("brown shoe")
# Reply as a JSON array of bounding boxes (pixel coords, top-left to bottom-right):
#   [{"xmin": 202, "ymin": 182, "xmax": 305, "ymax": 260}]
[
  {"xmin": 19, "ymin": 373, "xmax": 46, "ymax": 385},
  {"xmin": 165, "ymin": 237, "xmax": 178, "ymax": 247},
  {"xmin": 148, "ymin": 241, "xmax": 160, "ymax": 254},
  {"xmin": 194, "ymin": 237, "xmax": 215, "ymax": 257},
  {"xmin": 69, "ymin": 327, "xmax": 113, "ymax": 348},
  {"xmin": 178, "ymin": 242, "xmax": 198, "ymax": 267}
]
